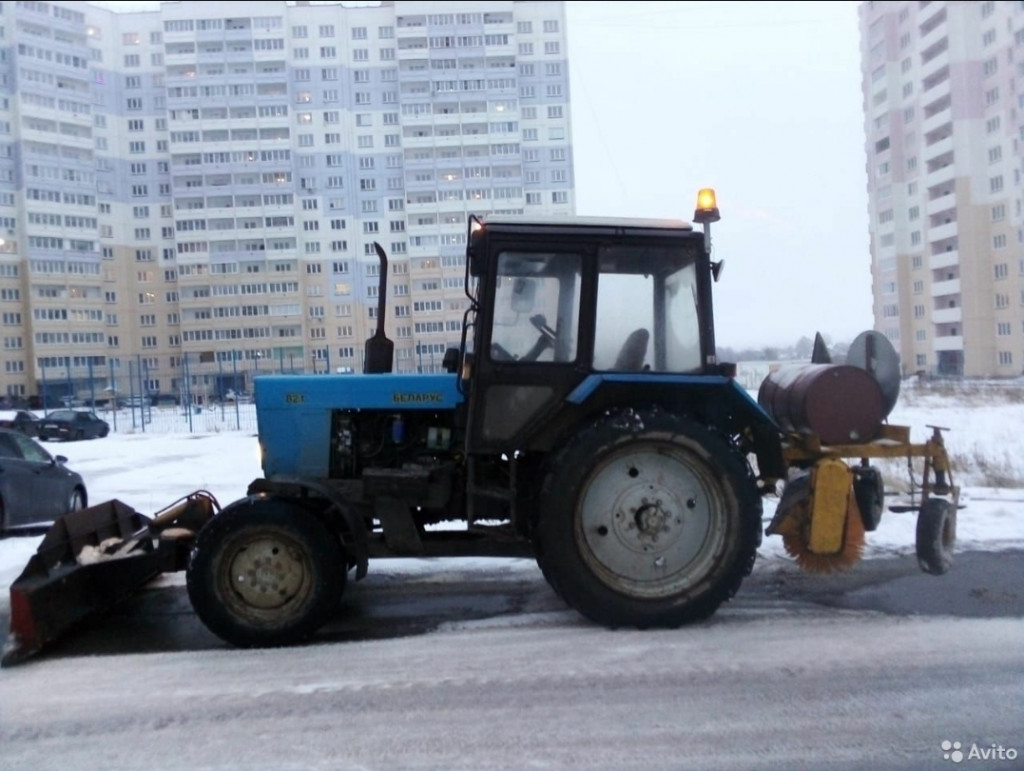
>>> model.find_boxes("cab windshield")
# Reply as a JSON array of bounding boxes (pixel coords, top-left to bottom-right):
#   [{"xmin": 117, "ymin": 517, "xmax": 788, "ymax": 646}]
[{"xmin": 489, "ymin": 251, "xmax": 582, "ymax": 364}]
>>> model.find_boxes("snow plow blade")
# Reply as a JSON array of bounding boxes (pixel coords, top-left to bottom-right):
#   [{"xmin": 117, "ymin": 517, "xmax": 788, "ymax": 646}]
[{"xmin": 2, "ymin": 492, "xmax": 218, "ymax": 667}]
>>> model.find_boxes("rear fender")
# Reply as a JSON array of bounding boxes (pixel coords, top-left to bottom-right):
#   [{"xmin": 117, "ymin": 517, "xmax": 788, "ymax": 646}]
[{"xmin": 564, "ymin": 375, "xmax": 785, "ymax": 480}]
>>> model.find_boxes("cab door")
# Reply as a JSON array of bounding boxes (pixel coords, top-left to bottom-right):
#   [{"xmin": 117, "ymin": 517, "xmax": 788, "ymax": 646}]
[{"xmin": 466, "ymin": 247, "xmax": 590, "ymax": 454}]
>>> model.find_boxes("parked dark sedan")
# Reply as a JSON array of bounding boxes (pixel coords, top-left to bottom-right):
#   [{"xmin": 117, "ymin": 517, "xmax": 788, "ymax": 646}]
[
  {"xmin": 37, "ymin": 410, "xmax": 110, "ymax": 441},
  {"xmin": 0, "ymin": 428, "xmax": 87, "ymax": 530},
  {"xmin": 0, "ymin": 410, "xmax": 40, "ymax": 437}
]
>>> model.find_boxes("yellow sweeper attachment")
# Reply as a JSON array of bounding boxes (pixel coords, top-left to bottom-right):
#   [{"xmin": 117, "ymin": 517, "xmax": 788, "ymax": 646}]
[
  {"xmin": 758, "ymin": 331, "xmax": 960, "ymax": 575},
  {"xmin": 767, "ymin": 458, "xmax": 866, "ymax": 573},
  {"xmin": 767, "ymin": 424, "xmax": 959, "ymax": 575}
]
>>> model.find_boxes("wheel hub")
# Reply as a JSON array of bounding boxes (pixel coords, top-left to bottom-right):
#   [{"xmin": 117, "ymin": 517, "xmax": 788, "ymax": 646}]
[
  {"xmin": 609, "ymin": 487, "xmax": 687, "ymax": 555},
  {"xmin": 579, "ymin": 447, "xmax": 723, "ymax": 595},
  {"xmin": 632, "ymin": 499, "xmax": 671, "ymax": 539},
  {"xmin": 228, "ymin": 538, "xmax": 306, "ymax": 610}
]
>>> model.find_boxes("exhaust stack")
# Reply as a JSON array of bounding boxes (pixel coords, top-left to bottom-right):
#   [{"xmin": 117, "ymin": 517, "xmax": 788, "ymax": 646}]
[{"xmin": 363, "ymin": 242, "xmax": 394, "ymax": 373}]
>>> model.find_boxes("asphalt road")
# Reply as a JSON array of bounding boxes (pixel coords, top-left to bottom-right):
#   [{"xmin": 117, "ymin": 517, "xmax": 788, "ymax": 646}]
[{"xmin": 0, "ymin": 550, "xmax": 1021, "ymax": 771}]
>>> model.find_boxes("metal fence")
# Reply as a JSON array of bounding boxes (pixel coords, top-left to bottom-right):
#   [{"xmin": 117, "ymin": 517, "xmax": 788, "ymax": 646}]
[
  {"xmin": 31, "ymin": 350, "xmax": 314, "ymax": 434},
  {"xmin": 87, "ymin": 401, "xmax": 260, "ymax": 435}
]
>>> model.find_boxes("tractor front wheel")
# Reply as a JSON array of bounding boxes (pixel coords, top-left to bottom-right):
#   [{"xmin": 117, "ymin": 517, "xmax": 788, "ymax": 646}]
[
  {"xmin": 534, "ymin": 411, "xmax": 760, "ymax": 628},
  {"xmin": 187, "ymin": 499, "xmax": 347, "ymax": 648}
]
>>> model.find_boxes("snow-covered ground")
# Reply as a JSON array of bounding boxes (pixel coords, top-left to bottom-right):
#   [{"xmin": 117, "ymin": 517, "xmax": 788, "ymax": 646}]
[{"xmin": 1, "ymin": 379, "xmax": 1022, "ymax": 595}]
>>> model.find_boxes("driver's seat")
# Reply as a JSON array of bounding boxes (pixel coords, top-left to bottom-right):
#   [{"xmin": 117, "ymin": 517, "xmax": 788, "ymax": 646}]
[{"xmin": 613, "ymin": 328, "xmax": 649, "ymax": 370}]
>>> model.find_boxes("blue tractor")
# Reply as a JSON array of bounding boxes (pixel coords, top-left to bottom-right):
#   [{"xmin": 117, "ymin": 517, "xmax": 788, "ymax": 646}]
[{"xmin": 182, "ymin": 189, "xmax": 789, "ymax": 646}]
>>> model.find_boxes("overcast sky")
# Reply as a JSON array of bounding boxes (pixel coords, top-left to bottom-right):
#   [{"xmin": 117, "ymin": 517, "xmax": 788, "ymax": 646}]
[{"xmin": 88, "ymin": 0, "xmax": 871, "ymax": 350}]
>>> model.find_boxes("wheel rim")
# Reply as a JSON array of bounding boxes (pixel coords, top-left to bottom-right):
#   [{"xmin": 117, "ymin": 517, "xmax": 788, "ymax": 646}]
[
  {"xmin": 219, "ymin": 530, "xmax": 314, "ymax": 614},
  {"xmin": 576, "ymin": 444, "xmax": 729, "ymax": 599},
  {"xmin": 69, "ymin": 490, "xmax": 84, "ymax": 512}
]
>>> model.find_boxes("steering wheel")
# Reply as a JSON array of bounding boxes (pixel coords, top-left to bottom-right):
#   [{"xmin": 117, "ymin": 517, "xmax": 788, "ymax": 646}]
[
  {"xmin": 518, "ymin": 314, "xmax": 557, "ymax": 362},
  {"xmin": 529, "ymin": 314, "xmax": 557, "ymax": 344},
  {"xmin": 491, "ymin": 342, "xmax": 515, "ymax": 361}
]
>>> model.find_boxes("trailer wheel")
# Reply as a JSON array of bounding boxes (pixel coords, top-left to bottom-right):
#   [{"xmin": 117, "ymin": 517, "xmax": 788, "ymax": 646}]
[
  {"xmin": 916, "ymin": 498, "xmax": 956, "ymax": 575},
  {"xmin": 853, "ymin": 465, "xmax": 885, "ymax": 532},
  {"xmin": 535, "ymin": 411, "xmax": 760, "ymax": 628},
  {"xmin": 187, "ymin": 500, "xmax": 346, "ymax": 648}
]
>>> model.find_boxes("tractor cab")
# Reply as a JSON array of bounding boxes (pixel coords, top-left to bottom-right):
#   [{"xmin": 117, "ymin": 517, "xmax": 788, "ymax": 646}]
[{"xmin": 461, "ymin": 191, "xmax": 727, "ymax": 455}]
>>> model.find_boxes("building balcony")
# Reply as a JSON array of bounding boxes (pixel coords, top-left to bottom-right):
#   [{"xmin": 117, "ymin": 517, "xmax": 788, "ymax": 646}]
[
  {"xmin": 929, "ymin": 277, "xmax": 960, "ymax": 297},
  {"xmin": 165, "ymin": 50, "xmax": 197, "ymax": 63},
  {"xmin": 921, "ymin": 76, "xmax": 950, "ymax": 103},
  {"xmin": 483, "ymin": 43, "xmax": 515, "ymax": 57},
  {"xmin": 260, "ymin": 201, "xmax": 295, "ymax": 215},
  {"xmin": 925, "ymin": 163, "xmax": 955, "ymax": 186},
  {"xmin": 922, "ymin": 108, "xmax": 952, "ymax": 136},
  {"xmin": 918, "ymin": 7, "xmax": 948, "ymax": 49},
  {"xmin": 920, "ymin": 47, "xmax": 950, "ymax": 81},
  {"xmin": 401, "ymin": 133, "xmax": 437, "ymax": 148},
  {"xmin": 923, "ymin": 136, "xmax": 953, "ymax": 164},
  {"xmin": 434, "ymin": 132, "xmax": 473, "ymax": 147},
  {"xmin": 397, "ymin": 43, "xmax": 429, "ymax": 58},
  {"xmin": 925, "ymin": 191, "xmax": 955, "ymax": 216},
  {"xmin": 483, "ymin": 19, "xmax": 515, "ymax": 32},
  {"xmin": 396, "ymin": 21, "xmax": 427, "ymax": 35},
  {"xmin": 176, "ymin": 251, "xmax": 211, "ymax": 264},
  {"xmin": 162, "ymin": 27, "xmax": 195, "ymax": 42},
  {"xmin": 398, "ymin": 60, "xmax": 429, "ymax": 74},
  {"xmin": 401, "ymin": 111, "xmax": 434, "ymax": 126},
  {"xmin": 406, "ymin": 201, "xmax": 439, "ymax": 215},
  {"xmin": 928, "ymin": 249, "xmax": 959, "ymax": 270},
  {"xmin": 932, "ymin": 334, "xmax": 963, "ymax": 352},
  {"xmin": 265, "ymin": 249, "xmax": 297, "ymax": 261},
  {"xmin": 932, "ymin": 307, "xmax": 961, "ymax": 324},
  {"xmin": 928, "ymin": 221, "xmax": 957, "ymax": 242}
]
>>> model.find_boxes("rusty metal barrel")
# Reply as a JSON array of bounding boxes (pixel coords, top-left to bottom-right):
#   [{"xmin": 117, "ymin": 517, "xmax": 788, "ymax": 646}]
[{"xmin": 758, "ymin": 364, "xmax": 886, "ymax": 445}]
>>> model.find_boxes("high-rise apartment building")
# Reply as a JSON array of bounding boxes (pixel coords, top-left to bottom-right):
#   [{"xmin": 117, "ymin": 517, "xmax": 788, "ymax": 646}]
[
  {"xmin": 0, "ymin": 0, "xmax": 573, "ymax": 403},
  {"xmin": 859, "ymin": 1, "xmax": 1023, "ymax": 377}
]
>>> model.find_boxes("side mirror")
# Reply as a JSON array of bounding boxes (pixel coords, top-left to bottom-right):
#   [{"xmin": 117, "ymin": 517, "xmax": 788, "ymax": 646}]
[
  {"xmin": 54, "ymin": 455, "xmax": 68, "ymax": 464},
  {"xmin": 442, "ymin": 347, "xmax": 459, "ymax": 373},
  {"xmin": 510, "ymin": 277, "xmax": 536, "ymax": 313}
]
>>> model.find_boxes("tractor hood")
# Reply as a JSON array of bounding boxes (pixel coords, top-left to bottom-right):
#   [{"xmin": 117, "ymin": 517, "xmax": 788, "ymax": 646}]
[{"xmin": 255, "ymin": 373, "xmax": 463, "ymax": 478}]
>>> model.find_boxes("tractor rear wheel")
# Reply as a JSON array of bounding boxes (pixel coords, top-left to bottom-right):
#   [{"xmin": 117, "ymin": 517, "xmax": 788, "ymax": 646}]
[
  {"xmin": 187, "ymin": 500, "xmax": 346, "ymax": 648},
  {"xmin": 535, "ymin": 411, "xmax": 761, "ymax": 628}
]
